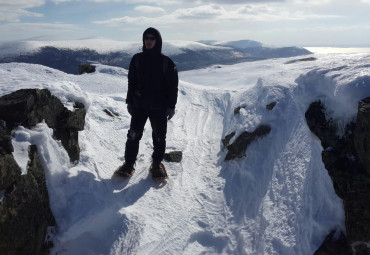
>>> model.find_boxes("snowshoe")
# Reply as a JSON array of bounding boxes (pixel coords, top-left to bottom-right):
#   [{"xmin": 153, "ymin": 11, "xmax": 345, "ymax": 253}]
[
  {"xmin": 150, "ymin": 161, "xmax": 168, "ymax": 179},
  {"xmin": 114, "ymin": 162, "xmax": 135, "ymax": 177}
]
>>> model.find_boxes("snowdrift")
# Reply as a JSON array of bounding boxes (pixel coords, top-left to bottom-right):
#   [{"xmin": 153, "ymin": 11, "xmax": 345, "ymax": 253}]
[{"xmin": 1, "ymin": 51, "xmax": 370, "ymax": 254}]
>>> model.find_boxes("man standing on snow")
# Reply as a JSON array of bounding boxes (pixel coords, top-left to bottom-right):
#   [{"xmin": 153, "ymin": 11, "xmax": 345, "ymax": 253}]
[{"xmin": 116, "ymin": 27, "xmax": 178, "ymax": 179}]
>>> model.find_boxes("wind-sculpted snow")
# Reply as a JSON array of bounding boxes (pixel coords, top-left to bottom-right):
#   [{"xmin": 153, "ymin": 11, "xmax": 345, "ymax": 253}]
[{"xmin": 1, "ymin": 51, "xmax": 370, "ymax": 254}]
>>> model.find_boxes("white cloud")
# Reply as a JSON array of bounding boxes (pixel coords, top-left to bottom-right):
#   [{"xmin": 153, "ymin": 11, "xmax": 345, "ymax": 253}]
[
  {"xmin": 0, "ymin": 0, "xmax": 45, "ymax": 22},
  {"xmin": 172, "ymin": 5, "xmax": 226, "ymax": 19},
  {"xmin": 50, "ymin": 0, "xmax": 175, "ymax": 3},
  {"xmin": 0, "ymin": 22, "xmax": 80, "ymax": 41},
  {"xmin": 92, "ymin": 5, "xmax": 226, "ymax": 26},
  {"xmin": 93, "ymin": 3, "xmax": 340, "ymax": 27},
  {"xmin": 179, "ymin": 0, "xmax": 285, "ymax": 4},
  {"xmin": 0, "ymin": 0, "xmax": 45, "ymax": 8},
  {"xmin": 0, "ymin": 22, "xmax": 79, "ymax": 31},
  {"xmin": 134, "ymin": 5, "xmax": 166, "ymax": 13},
  {"xmin": 231, "ymin": 4, "xmax": 340, "ymax": 21},
  {"xmin": 289, "ymin": 0, "xmax": 332, "ymax": 4},
  {"xmin": 0, "ymin": 9, "xmax": 43, "ymax": 22},
  {"xmin": 125, "ymin": 0, "xmax": 176, "ymax": 4},
  {"xmin": 93, "ymin": 16, "xmax": 159, "ymax": 25},
  {"xmin": 50, "ymin": 0, "xmax": 120, "ymax": 3}
]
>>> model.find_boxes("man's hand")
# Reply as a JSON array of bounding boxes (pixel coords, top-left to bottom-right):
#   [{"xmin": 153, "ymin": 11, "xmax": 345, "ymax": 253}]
[
  {"xmin": 166, "ymin": 108, "xmax": 175, "ymax": 120},
  {"xmin": 127, "ymin": 104, "xmax": 133, "ymax": 116}
]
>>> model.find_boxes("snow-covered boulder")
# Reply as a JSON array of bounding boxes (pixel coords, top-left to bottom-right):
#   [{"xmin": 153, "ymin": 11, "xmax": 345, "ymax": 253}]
[{"xmin": 0, "ymin": 89, "xmax": 86, "ymax": 162}]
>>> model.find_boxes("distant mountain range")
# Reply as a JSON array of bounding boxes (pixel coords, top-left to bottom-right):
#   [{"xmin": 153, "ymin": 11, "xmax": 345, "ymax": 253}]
[{"xmin": 0, "ymin": 39, "xmax": 311, "ymax": 74}]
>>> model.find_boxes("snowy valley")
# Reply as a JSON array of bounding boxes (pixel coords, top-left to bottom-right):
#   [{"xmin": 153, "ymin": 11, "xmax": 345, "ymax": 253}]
[{"xmin": 1, "ymin": 47, "xmax": 370, "ymax": 255}]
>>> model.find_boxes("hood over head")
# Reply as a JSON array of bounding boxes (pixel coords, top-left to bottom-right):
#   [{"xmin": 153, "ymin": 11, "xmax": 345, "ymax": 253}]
[{"xmin": 142, "ymin": 27, "xmax": 162, "ymax": 54}]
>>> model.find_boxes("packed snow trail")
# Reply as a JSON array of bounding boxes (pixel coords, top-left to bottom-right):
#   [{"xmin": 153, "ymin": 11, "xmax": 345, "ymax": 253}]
[
  {"xmin": 74, "ymin": 81, "xmax": 233, "ymax": 254},
  {"xmin": 26, "ymin": 64, "xmax": 235, "ymax": 254},
  {"xmin": 3, "ymin": 52, "xmax": 370, "ymax": 254}
]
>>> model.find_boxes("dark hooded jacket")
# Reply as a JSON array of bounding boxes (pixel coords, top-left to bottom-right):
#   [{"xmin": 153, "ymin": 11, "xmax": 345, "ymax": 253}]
[{"xmin": 126, "ymin": 27, "xmax": 178, "ymax": 111}]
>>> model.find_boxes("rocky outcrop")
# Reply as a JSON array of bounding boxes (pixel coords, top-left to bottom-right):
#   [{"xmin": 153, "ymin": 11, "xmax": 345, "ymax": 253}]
[
  {"xmin": 266, "ymin": 101, "xmax": 277, "ymax": 110},
  {"xmin": 0, "ymin": 120, "xmax": 13, "ymax": 155},
  {"xmin": 222, "ymin": 132, "xmax": 236, "ymax": 148},
  {"xmin": 285, "ymin": 57, "xmax": 317, "ymax": 64},
  {"xmin": 79, "ymin": 64, "xmax": 96, "ymax": 75},
  {"xmin": 305, "ymin": 98, "xmax": 370, "ymax": 254},
  {"xmin": 164, "ymin": 151, "xmax": 183, "ymax": 163},
  {"xmin": 224, "ymin": 125, "xmax": 271, "ymax": 161},
  {"xmin": 0, "ymin": 125, "xmax": 56, "ymax": 254},
  {"xmin": 234, "ymin": 105, "xmax": 246, "ymax": 115},
  {"xmin": 0, "ymin": 89, "xmax": 86, "ymax": 162},
  {"xmin": 305, "ymin": 101, "xmax": 338, "ymax": 149},
  {"xmin": 314, "ymin": 230, "xmax": 353, "ymax": 255},
  {"xmin": 354, "ymin": 97, "xmax": 370, "ymax": 175},
  {"xmin": 234, "ymin": 102, "xmax": 277, "ymax": 115},
  {"xmin": 0, "ymin": 88, "xmax": 87, "ymax": 254},
  {"xmin": 103, "ymin": 109, "xmax": 119, "ymax": 118}
]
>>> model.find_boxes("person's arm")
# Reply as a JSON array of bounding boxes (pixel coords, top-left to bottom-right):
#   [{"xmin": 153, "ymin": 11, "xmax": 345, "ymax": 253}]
[
  {"xmin": 165, "ymin": 57, "xmax": 178, "ymax": 109},
  {"xmin": 126, "ymin": 54, "xmax": 138, "ymax": 106}
]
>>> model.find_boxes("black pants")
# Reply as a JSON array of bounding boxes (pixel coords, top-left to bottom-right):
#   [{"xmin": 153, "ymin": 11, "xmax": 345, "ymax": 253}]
[{"xmin": 124, "ymin": 108, "xmax": 167, "ymax": 164}]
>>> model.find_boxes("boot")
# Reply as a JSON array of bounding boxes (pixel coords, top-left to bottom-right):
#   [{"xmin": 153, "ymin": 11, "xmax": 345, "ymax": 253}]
[
  {"xmin": 117, "ymin": 162, "xmax": 135, "ymax": 177},
  {"xmin": 150, "ymin": 161, "xmax": 168, "ymax": 179}
]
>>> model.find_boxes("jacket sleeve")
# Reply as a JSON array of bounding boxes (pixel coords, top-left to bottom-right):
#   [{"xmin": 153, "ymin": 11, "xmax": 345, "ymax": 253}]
[
  {"xmin": 165, "ymin": 57, "xmax": 179, "ymax": 109},
  {"xmin": 126, "ymin": 54, "xmax": 138, "ymax": 105}
]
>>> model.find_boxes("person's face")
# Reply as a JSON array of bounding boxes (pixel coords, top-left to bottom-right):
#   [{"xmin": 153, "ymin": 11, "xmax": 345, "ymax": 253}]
[{"xmin": 144, "ymin": 34, "xmax": 156, "ymax": 50}]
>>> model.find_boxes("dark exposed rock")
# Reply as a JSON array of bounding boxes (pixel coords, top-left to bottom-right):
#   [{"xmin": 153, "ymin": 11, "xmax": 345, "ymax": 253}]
[
  {"xmin": 354, "ymin": 243, "xmax": 370, "ymax": 255},
  {"xmin": 345, "ymin": 191, "xmax": 370, "ymax": 242},
  {"xmin": 0, "ymin": 120, "xmax": 13, "ymax": 155},
  {"xmin": 0, "ymin": 88, "xmax": 62, "ymax": 128},
  {"xmin": 164, "ymin": 151, "xmax": 183, "ymax": 163},
  {"xmin": 314, "ymin": 230, "xmax": 353, "ymax": 255},
  {"xmin": 234, "ymin": 106, "xmax": 245, "ymax": 115},
  {"xmin": 306, "ymin": 100, "xmax": 370, "ymax": 254},
  {"xmin": 103, "ymin": 109, "xmax": 119, "ymax": 118},
  {"xmin": 266, "ymin": 102, "xmax": 277, "ymax": 110},
  {"xmin": 0, "ymin": 145, "xmax": 56, "ymax": 254},
  {"xmin": 354, "ymin": 97, "xmax": 370, "ymax": 175},
  {"xmin": 0, "ymin": 154, "xmax": 21, "ymax": 195},
  {"xmin": 54, "ymin": 128, "xmax": 80, "ymax": 163},
  {"xmin": 0, "ymin": 89, "xmax": 87, "ymax": 251},
  {"xmin": 222, "ymin": 131, "xmax": 236, "ymax": 147},
  {"xmin": 321, "ymin": 144, "xmax": 370, "ymax": 245},
  {"xmin": 285, "ymin": 57, "xmax": 317, "ymax": 64},
  {"xmin": 225, "ymin": 125, "xmax": 271, "ymax": 161},
  {"xmin": 0, "ymin": 89, "xmax": 80, "ymax": 253},
  {"xmin": 0, "ymin": 89, "xmax": 86, "ymax": 162},
  {"xmin": 104, "ymin": 109, "xmax": 115, "ymax": 117},
  {"xmin": 79, "ymin": 64, "xmax": 96, "ymax": 75},
  {"xmin": 305, "ymin": 101, "xmax": 338, "ymax": 149},
  {"xmin": 235, "ymin": 102, "xmax": 276, "ymax": 115}
]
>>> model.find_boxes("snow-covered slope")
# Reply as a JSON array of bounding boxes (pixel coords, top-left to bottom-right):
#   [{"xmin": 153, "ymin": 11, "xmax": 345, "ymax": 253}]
[
  {"xmin": 1, "ymin": 51, "xmax": 370, "ymax": 254},
  {"xmin": 213, "ymin": 39, "xmax": 263, "ymax": 49}
]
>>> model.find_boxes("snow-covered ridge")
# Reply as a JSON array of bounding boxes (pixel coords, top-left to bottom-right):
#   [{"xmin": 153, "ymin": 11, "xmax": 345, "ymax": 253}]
[
  {"xmin": 0, "ymin": 38, "xmax": 312, "ymax": 74},
  {"xmin": 0, "ymin": 39, "xmax": 140, "ymax": 56},
  {"xmin": 0, "ymin": 38, "xmax": 231, "ymax": 57},
  {"xmin": 2, "ymin": 51, "xmax": 370, "ymax": 254}
]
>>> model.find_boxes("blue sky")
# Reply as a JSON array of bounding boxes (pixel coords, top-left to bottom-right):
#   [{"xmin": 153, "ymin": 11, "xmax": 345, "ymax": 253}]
[{"xmin": 1, "ymin": 0, "xmax": 370, "ymax": 46}]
